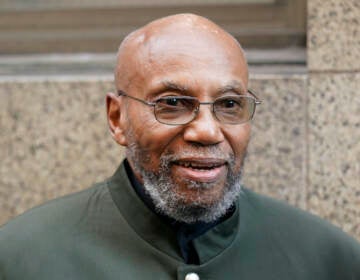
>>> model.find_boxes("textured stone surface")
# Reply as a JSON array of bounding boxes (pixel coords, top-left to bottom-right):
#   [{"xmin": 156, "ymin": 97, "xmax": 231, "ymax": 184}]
[
  {"xmin": 308, "ymin": 73, "xmax": 360, "ymax": 238},
  {"xmin": 308, "ymin": 0, "xmax": 360, "ymax": 71},
  {"xmin": 244, "ymin": 75, "xmax": 307, "ymax": 209},
  {"xmin": 0, "ymin": 79, "xmax": 124, "ymax": 225}
]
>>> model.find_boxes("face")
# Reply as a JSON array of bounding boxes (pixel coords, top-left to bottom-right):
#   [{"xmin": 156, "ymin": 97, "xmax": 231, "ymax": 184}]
[{"xmin": 108, "ymin": 21, "xmax": 251, "ymax": 223}]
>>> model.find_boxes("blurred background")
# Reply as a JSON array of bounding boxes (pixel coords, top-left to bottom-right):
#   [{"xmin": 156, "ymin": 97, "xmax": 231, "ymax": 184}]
[{"xmin": 0, "ymin": 0, "xmax": 359, "ymax": 241}]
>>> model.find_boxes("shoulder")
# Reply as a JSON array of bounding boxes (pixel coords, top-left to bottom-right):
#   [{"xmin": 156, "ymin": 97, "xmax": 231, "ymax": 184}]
[
  {"xmin": 241, "ymin": 188, "xmax": 358, "ymax": 242},
  {"xmin": 240, "ymin": 188, "xmax": 360, "ymax": 274},
  {"xmin": 0, "ymin": 179, "xmax": 111, "ymax": 248}
]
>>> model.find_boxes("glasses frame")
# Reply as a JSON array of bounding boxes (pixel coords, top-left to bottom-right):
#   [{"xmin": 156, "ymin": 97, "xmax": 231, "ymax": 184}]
[{"xmin": 117, "ymin": 89, "xmax": 261, "ymax": 125}]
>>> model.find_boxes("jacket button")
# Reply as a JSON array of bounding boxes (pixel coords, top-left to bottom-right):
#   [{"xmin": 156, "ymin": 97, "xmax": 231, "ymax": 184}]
[{"xmin": 185, "ymin": 272, "xmax": 200, "ymax": 280}]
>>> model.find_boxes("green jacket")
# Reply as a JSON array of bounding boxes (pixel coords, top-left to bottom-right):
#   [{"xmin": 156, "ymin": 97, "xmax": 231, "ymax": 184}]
[{"xmin": 1, "ymin": 162, "xmax": 360, "ymax": 279}]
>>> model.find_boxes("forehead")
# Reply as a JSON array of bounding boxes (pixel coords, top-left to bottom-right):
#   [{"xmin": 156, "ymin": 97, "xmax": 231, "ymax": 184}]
[{"xmin": 119, "ymin": 22, "xmax": 248, "ymax": 95}]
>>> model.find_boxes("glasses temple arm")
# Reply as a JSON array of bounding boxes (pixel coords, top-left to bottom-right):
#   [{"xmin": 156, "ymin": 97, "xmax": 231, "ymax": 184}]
[
  {"xmin": 248, "ymin": 89, "xmax": 262, "ymax": 104},
  {"xmin": 117, "ymin": 90, "xmax": 155, "ymax": 106}
]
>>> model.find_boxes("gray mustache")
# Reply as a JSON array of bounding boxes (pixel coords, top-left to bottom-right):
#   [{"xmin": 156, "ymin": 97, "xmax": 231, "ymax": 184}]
[{"xmin": 160, "ymin": 149, "xmax": 233, "ymax": 163}]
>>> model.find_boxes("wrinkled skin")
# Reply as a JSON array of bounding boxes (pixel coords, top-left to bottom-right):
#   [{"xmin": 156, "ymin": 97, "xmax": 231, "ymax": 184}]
[{"xmin": 107, "ymin": 14, "xmax": 251, "ymax": 222}]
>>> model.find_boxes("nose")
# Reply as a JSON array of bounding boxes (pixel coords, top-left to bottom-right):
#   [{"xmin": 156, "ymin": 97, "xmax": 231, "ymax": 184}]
[{"xmin": 183, "ymin": 105, "xmax": 224, "ymax": 145}]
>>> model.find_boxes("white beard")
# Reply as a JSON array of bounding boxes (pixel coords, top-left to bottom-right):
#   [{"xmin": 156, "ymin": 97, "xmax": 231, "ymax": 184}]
[{"xmin": 126, "ymin": 143, "xmax": 245, "ymax": 224}]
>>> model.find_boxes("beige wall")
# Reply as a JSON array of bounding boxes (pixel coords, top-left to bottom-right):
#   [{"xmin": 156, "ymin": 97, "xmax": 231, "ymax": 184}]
[
  {"xmin": 0, "ymin": 0, "xmax": 359, "ymax": 241},
  {"xmin": 0, "ymin": 1, "xmax": 305, "ymax": 53},
  {"xmin": 307, "ymin": 0, "xmax": 360, "ymax": 237}
]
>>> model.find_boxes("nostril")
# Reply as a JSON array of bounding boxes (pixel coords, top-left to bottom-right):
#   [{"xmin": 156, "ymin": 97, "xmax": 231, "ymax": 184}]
[{"xmin": 182, "ymin": 112, "xmax": 224, "ymax": 145}]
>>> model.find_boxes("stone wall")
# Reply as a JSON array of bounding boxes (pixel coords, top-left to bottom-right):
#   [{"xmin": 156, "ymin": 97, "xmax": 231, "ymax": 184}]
[
  {"xmin": 0, "ymin": 79, "xmax": 124, "ymax": 221},
  {"xmin": 307, "ymin": 0, "xmax": 360, "ymax": 237}
]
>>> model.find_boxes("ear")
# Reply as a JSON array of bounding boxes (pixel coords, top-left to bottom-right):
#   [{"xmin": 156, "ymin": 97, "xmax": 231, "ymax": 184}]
[{"xmin": 106, "ymin": 92, "xmax": 128, "ymax": 146}]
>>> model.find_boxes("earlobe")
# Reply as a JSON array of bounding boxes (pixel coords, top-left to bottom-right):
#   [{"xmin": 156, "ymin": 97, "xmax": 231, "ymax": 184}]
[{"xmin": 106, "ymin": 92, "xmax": 128, "ymax": 146}]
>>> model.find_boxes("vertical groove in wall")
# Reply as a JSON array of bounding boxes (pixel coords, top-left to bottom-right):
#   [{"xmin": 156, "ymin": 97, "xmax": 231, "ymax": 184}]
[{"xmin": 304, "ymin": 74, "xmax": 310, "ymax": 211}]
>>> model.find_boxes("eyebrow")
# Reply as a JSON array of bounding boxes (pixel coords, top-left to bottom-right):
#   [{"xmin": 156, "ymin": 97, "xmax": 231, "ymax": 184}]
[
  {"xmin": 217, "ymin": 81, "xmax": 246, "ymax": 95},
  {"xmin": 161, "ymin": 81, "xmax": 189, "ymax": 93}
]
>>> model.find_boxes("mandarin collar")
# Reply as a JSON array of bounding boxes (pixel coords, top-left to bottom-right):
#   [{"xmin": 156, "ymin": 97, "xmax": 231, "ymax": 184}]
[{"xmin": 107, "ymin": 160, "xmax": 240, "ymax": 264}]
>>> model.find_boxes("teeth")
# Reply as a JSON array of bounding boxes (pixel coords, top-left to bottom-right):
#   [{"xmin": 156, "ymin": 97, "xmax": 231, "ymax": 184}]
[{"xmin": 178, "ymin": 162, "xmax": 220, "ymax": 169}]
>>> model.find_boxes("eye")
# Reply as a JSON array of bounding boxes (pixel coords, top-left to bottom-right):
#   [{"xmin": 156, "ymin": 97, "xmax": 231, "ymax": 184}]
[
  {"xmin": 164, "ymin": 97, "xmax": 181, "ymax": 106},
  {"xmin": 223, "ymin": 99, "xmax": 237, "ymax": 108},
  {"xmin": 156, "ymin": 97, "xmax": 182, "ymax": 107},
  {"xmin": 156, "ymin": 96, "xmax": 194, "ymax": 109},
  {"xmin": 216, "ymin": 97, "xmax": 243, "ymax": 109}
]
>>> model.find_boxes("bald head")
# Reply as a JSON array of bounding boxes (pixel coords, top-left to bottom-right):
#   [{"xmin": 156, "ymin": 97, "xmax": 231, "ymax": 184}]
[{"xmin": 115, "ymin": 13, "xmax": 248, "ymax": 92}]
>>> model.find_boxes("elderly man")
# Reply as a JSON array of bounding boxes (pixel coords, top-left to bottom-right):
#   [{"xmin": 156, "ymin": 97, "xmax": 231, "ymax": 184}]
[{"xmin": 1, "ymin": 14, "xmax": 359, "ymax": 280}]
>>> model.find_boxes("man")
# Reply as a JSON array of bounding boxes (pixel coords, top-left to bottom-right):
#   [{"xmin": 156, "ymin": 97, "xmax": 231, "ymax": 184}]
[{"xmin": 0, "ymin": 14, "xmax": 359, "ymax": 280}]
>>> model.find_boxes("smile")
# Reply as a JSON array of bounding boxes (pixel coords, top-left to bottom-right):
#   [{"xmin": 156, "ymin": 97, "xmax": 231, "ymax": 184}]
[{"xmin": 172, "ymin": 158, "xmax": 227, "ymax": 183}]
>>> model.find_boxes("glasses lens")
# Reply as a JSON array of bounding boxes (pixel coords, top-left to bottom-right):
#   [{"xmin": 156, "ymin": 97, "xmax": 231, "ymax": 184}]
[
  {"xmin": 214, "ymin": 96, "xmax": 255, "ymax": 124},
  {"xmin": 154, "ymin": 96, "xmax": 198, "ymax": 125}
]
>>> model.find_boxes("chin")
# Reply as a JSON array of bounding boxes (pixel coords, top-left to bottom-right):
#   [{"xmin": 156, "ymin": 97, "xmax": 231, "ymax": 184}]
[{"xmin": 172, "ymin": 180, "xmax": 226, "ymax": 206}]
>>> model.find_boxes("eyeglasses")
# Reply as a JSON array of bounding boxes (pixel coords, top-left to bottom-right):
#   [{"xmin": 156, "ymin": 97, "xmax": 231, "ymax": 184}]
[{"xmin": 117, "ymin": 90, "xmax": 261, "ymax": 125}]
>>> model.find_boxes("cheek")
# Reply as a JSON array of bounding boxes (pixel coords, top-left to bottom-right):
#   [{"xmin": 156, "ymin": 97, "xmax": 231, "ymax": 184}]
[
  {"xmin": 225, "ymin": 124, "xmax": 251, "ymax": 160},
  {"xmin": 126, "ymin": 107, "xmax": 157, "ymax": 137},
  {"xmin": 127, "ymin": 113, "xmax": 182, "ymax": 166}
]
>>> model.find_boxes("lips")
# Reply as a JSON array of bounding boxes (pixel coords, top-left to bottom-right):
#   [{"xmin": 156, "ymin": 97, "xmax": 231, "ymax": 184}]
[
  {"xmin": 176, "ymin": 160, "xmax": 224, "ymax": 169},
  {"xmin": 172, "ymin": 158, "xmax": 227, "ymax": 183}
]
